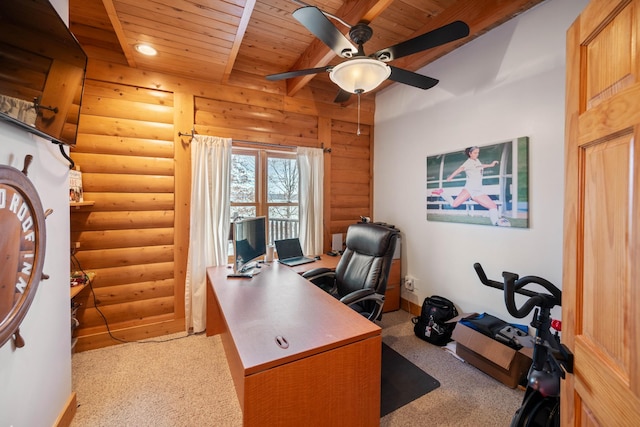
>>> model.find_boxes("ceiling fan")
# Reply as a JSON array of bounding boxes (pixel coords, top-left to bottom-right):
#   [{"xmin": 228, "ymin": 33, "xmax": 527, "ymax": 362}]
[{"xmin": 266, "ymin": 5, "xmax": 470, "ymax": 103}]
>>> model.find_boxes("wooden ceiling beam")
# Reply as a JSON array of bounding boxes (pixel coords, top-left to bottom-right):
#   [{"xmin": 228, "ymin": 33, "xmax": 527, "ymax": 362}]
[
  {"xmin": 285, "ymin": 0, "xmax": 394, "ymax": 97},
  {"xmin": 222, "ymin": 0, "xmax": 257, "ymax": 84},
  {"xmin": 101, "ymin": 0, "xmax": 136, "ymax": 67}
]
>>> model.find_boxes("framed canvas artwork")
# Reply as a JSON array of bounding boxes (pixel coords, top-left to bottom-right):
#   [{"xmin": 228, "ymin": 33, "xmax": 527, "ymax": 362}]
[{"xmin": 426, "ymin": 137, "xmax": 529, "ymax": 228}]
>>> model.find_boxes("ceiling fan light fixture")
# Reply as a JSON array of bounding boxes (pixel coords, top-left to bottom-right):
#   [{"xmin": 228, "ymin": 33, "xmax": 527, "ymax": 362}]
[{"xmin": 329, "ymin": 58, "xmax": 391, "ymax": 94}]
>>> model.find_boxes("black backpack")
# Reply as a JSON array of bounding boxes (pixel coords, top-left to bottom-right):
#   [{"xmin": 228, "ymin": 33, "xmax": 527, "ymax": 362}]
[{"xmin": 412, "ymin": 295, "xmax": 458, "ymax": 346}]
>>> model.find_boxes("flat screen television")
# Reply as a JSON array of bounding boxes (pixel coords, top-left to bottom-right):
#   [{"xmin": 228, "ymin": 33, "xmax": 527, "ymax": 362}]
[
  {"xmin": 0, "ymin": 0, "xmax": 87, "ymax": 145},
  {"xmin": 233, "ymin": 216, "xmax": 267, "ymax": 274}
]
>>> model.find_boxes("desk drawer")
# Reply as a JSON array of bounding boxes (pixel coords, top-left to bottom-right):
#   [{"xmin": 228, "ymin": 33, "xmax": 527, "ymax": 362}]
[
  {"xmin": 384, "ymin": 284, "xmax": 400, "ymax": 312},
  {"xmin": 383, "ymin": 259, "xmax": 401, "ymax": 312}
]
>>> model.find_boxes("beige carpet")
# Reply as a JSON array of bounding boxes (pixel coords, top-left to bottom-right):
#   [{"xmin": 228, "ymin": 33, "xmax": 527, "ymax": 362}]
[{"xmin": 71, "ymin": 310, "xmax": 523, "ymax": 426}]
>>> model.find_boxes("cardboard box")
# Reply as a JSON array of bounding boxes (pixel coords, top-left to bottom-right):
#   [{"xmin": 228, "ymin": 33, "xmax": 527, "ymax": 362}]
[{"xmin": 452, "ymin": 321, "xmax": 533, "ymax": 388}]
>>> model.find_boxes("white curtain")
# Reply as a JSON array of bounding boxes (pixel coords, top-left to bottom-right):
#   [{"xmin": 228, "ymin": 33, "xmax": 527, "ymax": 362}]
[
  {"xmin": 185, "ymin": 135, "xmax": 232, "ymax": 333},
  {"xmin": 297, "ymin": 147, "xmax": 324, "ymax": 255}
]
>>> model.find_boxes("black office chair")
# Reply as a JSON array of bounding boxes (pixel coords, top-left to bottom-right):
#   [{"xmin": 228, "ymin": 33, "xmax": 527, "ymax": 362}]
[{"xmin": 302, "ymin": 223, "xmax": 400, "ymax": 321}]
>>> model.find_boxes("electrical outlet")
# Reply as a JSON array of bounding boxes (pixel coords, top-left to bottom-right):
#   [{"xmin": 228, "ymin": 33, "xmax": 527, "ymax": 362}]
[{"xmin": 404, "ymin": 276, "xmax": 414, "ymax": 291}]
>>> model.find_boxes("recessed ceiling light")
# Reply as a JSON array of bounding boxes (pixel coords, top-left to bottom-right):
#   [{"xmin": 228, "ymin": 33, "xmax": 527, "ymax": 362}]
[{"xmin": 135, "ymin": 44, "xmax": 157, "ymax": 56}]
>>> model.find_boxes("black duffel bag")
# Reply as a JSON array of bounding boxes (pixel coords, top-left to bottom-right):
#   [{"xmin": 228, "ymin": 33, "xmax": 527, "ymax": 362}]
[{"xmin": 412, "ymin": 295, "xmax": 458, "ymax": 346}]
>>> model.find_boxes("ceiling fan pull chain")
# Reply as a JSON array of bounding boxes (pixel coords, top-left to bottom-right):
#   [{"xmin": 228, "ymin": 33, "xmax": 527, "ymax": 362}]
[{"xmin": 357, "ymin": 92, "xmax": 361, "ymax": 136}]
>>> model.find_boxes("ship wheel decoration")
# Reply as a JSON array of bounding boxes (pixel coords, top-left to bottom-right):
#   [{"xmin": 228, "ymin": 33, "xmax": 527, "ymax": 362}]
[{"xmin": 0, "ymin": 155, "xmax": 51, "ymax": 349}]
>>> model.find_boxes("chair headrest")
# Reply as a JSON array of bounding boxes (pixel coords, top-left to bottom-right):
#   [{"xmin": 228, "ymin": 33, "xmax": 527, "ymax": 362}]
[{"xmin": 345, "ymin": 223, "xmax": 399, "ymax": 256}]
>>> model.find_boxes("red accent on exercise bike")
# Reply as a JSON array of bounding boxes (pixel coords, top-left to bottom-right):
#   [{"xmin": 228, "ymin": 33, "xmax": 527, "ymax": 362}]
[{"xmin": 551, "ymin": 319, "xmax": 561, "ymax": 331}]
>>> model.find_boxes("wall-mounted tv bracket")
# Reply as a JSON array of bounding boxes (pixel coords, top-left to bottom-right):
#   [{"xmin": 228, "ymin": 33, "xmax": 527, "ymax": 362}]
[
  {"xmin": 52, "ymin": 142, "xmax": 75, "ymax": 169},
  {"xmin": 32, "ymin": 96, "xmax": 58, "ymax": 115},
  {"xmin": 29, "ymin": 96, "xmax": 75, "ymax": 169}
]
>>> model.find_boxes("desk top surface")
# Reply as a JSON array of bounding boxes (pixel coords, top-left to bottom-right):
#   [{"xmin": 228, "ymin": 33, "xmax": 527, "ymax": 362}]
[
  {"xmin": 288, "ymin": 254, "xmax": 340, "ymax": 273},
  {"xmin": 207, "ymin": 261, "xmax": 380, "ymax": 375}
]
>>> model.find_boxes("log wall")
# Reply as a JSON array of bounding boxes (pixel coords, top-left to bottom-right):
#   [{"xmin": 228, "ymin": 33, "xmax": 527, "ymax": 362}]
[
  {"xmin": 70, "ymin": 59, "xmax": 374, "ymax": 351},
  {"xmin": 71, "ymin": 80, "xmax": 182, "ymax": 351}
]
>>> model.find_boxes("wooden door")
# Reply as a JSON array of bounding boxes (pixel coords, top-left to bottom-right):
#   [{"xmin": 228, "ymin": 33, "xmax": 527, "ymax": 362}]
[{"xmin": 563, "ymin": 0, "xmax": 640, "ymax": 425}]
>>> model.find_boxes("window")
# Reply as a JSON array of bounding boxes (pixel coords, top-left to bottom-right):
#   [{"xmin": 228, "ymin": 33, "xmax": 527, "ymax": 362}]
[{"xmin": 230, "ymin": 148, "xmax": 299, "ymax": 246}]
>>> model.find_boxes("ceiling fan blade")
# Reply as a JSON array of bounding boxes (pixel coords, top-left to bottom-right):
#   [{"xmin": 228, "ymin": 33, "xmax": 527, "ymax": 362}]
[
  {"xmin": 373, "ymin": 21, "xmax": 470, "ymax": 62},
  {"xmin": 266, "ymin": 66, "xmax": 331, "ymax": 81},
  {"xmin": 388, "ymin": 66, "xmax": 439, "ymax": 90},
  {"xmin": 333, "ymin": 89, "xmax": 352, "ymax": 103},
  {"xmin": 292, "ymin": 6, "xmax": 357, "ymax": 58}
]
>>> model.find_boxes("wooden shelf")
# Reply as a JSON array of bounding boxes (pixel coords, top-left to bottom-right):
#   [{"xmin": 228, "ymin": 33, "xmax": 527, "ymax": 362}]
[
  {"xmin": 70, "ymin": 201, "xmax": 94, "ymax": 209},
  {"xmin": 70, "ymin": 282, "xmax": 87, "ymax": 299},
  {"xmin": 70, "ymin": 271, "xmax": 95, "ymax": 298}
]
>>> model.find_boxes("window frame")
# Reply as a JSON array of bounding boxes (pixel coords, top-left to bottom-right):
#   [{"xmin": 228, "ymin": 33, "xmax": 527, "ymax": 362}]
[{"xmin": 230, "ymin": 146, "xmax": 299, "ymax": 246}]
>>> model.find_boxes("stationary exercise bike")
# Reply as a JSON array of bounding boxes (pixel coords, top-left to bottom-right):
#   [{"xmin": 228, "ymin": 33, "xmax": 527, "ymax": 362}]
[{"xmin": 473, "ymin": 263, "xmax": 573, "ymax": 427}]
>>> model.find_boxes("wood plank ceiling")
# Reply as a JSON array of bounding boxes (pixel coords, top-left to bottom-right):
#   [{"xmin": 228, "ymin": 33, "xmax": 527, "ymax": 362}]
[{"xmin": 69, "ymin": 0, "xmax": 546, "ymax": 100}]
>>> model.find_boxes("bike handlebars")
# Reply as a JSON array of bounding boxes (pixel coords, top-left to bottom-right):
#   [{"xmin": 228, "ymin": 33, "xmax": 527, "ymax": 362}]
[{"xmin": 473, "ymin": 263, "xmax": 562, "ymax": 318}]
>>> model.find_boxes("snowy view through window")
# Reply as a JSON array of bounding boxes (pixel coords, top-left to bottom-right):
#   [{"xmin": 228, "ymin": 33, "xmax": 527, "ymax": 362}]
[{"xmin": 230, "ymin": 151, "xmax": 299, "ymax": 250}]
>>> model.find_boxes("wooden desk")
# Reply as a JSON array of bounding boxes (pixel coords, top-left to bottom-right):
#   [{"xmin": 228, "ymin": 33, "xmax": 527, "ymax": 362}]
[{"xmin": 206, "ymin": 262, "xmax": 381, "ymax": 426}]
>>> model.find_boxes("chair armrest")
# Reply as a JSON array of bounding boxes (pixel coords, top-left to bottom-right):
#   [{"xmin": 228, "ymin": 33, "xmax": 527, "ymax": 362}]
[
  {"xmin": 339, "ymin": 288, "xmax": 376, "ymax": 305},
  {"xmin": 340, "ymin": 290, "xmax": 386, "ymax": 321},
  {"xmin": 301, "ymin": 268, "xmax": 335, "ymax": 282},
  {"xmin": 302, "ymin": 268, "xmax": 337, "ymax": 294}
]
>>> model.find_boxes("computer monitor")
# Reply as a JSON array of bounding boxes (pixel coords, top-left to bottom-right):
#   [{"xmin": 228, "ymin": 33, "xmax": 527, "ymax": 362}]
[{"xmin": 233, "ymin": 216, "xmax": 267, "ymax": 274}]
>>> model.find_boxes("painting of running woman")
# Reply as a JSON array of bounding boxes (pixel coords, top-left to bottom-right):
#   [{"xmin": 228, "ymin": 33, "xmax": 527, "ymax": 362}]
[{"xmin": 426, "ymin": 137, "xmax": 529, "ymax": 228}]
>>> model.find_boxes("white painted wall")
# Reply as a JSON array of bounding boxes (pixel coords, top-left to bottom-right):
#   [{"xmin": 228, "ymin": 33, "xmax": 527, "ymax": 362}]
[
  {"xmin": 0, "ymin": 1, "xmax": 73, "ymax": 425},
  {"xmin": 374, "ymin": 0, "xmax": 588, "ymax": 324}
]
